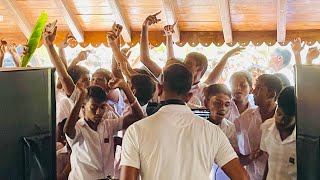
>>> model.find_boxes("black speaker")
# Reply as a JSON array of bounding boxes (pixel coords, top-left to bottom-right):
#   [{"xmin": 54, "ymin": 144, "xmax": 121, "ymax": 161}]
[{"xmin": 295, "ymin": 65, "xmax": 320, "ymax": 180}]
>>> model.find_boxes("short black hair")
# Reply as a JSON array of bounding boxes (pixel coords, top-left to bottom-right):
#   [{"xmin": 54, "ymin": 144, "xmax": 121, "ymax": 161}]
[
  {"xmin": 257, "ymin": 74, "xmax": 283, "ymax": 100},
  {"xmin": 85, "ymin": 85, "xmax": 107, "ymax": 103},
  {"xmin": 274, "ymin": 73, "xmax": 291, "ymax": 89},
  {"xmin": 204, "ymin": 84, "xmax": 232, "ymax": 101},
  {"xmin": 274, "ymin": 48, "xmax": 292, "ymax": 67},
  {"xmin": 131, "ymin": 74, "xmax": 156, "ymax": 105},
  {"xmin": 229, "ymin": 71, "xmax": 253, "ymax": 87},
  {"xmin": 163, "ymin": 63, "xmax": 193, "ymax": 95},
  {"xmin": 67, "ymin": 65, "xmax": 90, "ymax": 84},
  {"xmin": 184, "ymin": 52, "xmax": 208, "ymax": 76},
  {"xmin": 92, "ymin": 68, "xmax": 113, "ymax": 82},
  {"xmin": 278, "ymin": 86, "xmax": 296, "ymax": 117}
]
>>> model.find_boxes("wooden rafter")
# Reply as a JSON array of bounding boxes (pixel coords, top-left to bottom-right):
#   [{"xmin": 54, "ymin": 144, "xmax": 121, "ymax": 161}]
[
  {"xmin": 277, "ymin": 0, "xmax": 287, "ymax": 42},
  {"xmin": 0, "ymin": 0, "xmax": 32, "ymax": 38},
  {"xmin": 217, "ymin": 0, "xmax": 233, "ymax": 43},
  {"xmin": 107, "ymin": 0, "xmax": 132, "ymax": 43},
  {"xmin": 54, "ymin": 0, "xmax": 84, "ymax": 42},
  {"xmin": 162, "ymin": 0, "xmax": 180, "ymax": 42}
]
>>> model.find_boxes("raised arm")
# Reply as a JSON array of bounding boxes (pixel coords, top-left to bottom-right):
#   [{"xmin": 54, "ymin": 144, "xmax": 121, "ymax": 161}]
[
  {"xmin": 204, "ymin": 46, "xmax": 244, "ymax": 85},
  {"xmin": 69, "ymin": 50, "xmax": 89, "ymax": 67},
  {"xmin": 108, "ymin": 78, "xmax": 144, "ymax": 129},
  {"xmin": 63, "ymin": 83, "xmax": 87, "ymax": 139},
  {"xmin": 306, "ymin": 47, "xmax": 320, "ymax": 65},
  {"xmin": 7, "ymin": 43, "xmax": 22, "ymax": 67},
  {"xmin": 164, "ymin": 22, "xmax": 176, "ymax": 61},
  {"xmin": 111, "ymin": 23, "xmax": 125, "ymax": 79},
  {"xmin": 58, "ymin": 33, "xmax": 74, "ymax": 68},
  {"xmin": 291, "ymin": 37, "xmax": 305, "ymax": 65},
  {"xmin": 43, "ymin": 21, "xmax": 75, "ymax": 96},
  {"xmin": 108, "ymin": 31, "xmax": 138, "ymax": 80},
  {"xmin": 140, "ymin": 12, "xmax": 162, "ymax": 77}
]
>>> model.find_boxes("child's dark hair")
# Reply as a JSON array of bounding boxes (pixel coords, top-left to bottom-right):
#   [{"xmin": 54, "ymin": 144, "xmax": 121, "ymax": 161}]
[
  {"xmin": 229, "ymin": 71, "xmax": 253, "ymax": 87},
  {"xmin": 86, "ymin": 85, "xmax": 107, "ymax": 103},
  {"xmin": 278, "ymin": 86, "xmax": 296, "ymax": 117},
  {"xmin": 67, "ymin": 65, "xmax": 90, "ymax": 83},
  {"xmin": 131, "ymin": 74, "xmax": 156, "ymax": 106},
  {"xmin": 204, "ymin": 84, "xmax": 232, "ymax": 101}
]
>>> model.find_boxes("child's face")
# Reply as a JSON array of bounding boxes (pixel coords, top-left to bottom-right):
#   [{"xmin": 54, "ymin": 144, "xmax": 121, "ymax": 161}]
[
  {"xmin": 208, "ymin": 93, "xmax": 231, "ymax": 124},
  {"xmin": 275, "ymin": 107, "xmax": 295, "ymax": 131},
  {"xmin": 83, "ymin": 98, "xmax": 107, "ymax": 123},
  {"xmin": 230, "ymin": 75, "xmax": 251, "ymax": 102}
]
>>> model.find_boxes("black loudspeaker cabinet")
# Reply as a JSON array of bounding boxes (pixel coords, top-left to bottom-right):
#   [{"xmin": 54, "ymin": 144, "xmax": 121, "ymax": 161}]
[
  {"xmin": 0, "ymin": 68, "xmax": 56, "ymax": 180},
  {"xmin": 295, "ymin": 65, "xmax": 320, "ymax": 180}
]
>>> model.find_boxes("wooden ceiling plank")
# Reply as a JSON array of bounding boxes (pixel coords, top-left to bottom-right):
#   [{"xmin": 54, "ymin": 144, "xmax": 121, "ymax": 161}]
[
  {"xmin": 162, "ymin": 0, "xmax": 180, "ymax": 42},
  {"xmin": 217, "ymin": 0, "xmax": 233, "ymax": 43},
  {"xmin": 0, "ymin": 0, "xmax": 32, "ymax": 37},
  {"xmin": 107, "ymin": 0, "xmax": 132, "ymax": 43},
  {"xmin": 54, "ymin": 0, "xmax": 84, "ymax": 42},
  {"xmin": 277, "ymin": 0, "xmax": 287, "ymax": 42}
]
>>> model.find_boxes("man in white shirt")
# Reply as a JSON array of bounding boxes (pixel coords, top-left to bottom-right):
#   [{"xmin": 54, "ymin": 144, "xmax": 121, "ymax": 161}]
[
  {"xmin": 64, "ymin": 80, "xmax": 144, "ymax": 180},
  {"xmin": 260, "ymin": 86, "xmax": 296, "ymax": 180},
  {"xmin": 120, "ymin": 64, "xmax": 248, "ymax": 180},
  {"xmin": 234, "ymin": 74, "xmax": 283, "ymax": 180},
  {"xmin": 203, "ymin": 84, "xmax": 239, "ymax": 180}
]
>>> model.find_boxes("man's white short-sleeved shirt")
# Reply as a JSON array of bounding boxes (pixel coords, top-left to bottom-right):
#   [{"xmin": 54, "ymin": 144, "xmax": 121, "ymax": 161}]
[
  {"xmin": 120, "ymin": 105, "xmax": 237, "ymax": 180},
  {"xmin": 66, "ymin": 118, "xmax": 123, "ymax": 180},
  {"xmin": 260, "ymin": 118, "xmax": 297, "ymax": 180}
]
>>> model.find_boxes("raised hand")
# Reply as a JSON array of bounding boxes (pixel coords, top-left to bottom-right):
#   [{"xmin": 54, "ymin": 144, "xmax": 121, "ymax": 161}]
[
  {"xmin": 59, "ymin": 33, "xmax": 75, "ymax": 48},
  {"xmin": 291, "ymin": 37, "xmax": 305, "ymax": 55},
  {"xmin": 7, "ymin": 43, "xmax": 18, "ymax": 55},
  {"xmin": 76, "ymin": 50, "xmax": 90, "ymax": 61},
  {"xmin": 43, "ymin": 20, "xmax": 58, "ymax": 46},
  {"xmin": 225, "ymin": 46, "xmax": 245, "ymax": 58},
  {"xmin": 112, "ymin": 23, "xmax": 123, "ymax": 37},
  {"xmin": 164, "ymin": 21, "xmax": 177, "ymax": 36},
  {"xmin": 306, "ymin": 47, "xmax": 320, "ymax": 64},
  {"xmin": 75, "ymin": 81, "xmax": 88, "ymax": 100},
  {"xmin": 107, "ymin": 31, "xmax": 118, "ymax": 44},
  {"xmin": 143, "ymin": 11, "xmax": 161, "ymax": 27},
  {"xmin": 108, "ymin": 78, "xmax": 127, "ymax": 90}
]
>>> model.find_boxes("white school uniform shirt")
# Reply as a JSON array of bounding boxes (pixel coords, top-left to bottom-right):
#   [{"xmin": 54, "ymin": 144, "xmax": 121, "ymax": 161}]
[
  {"xmin": 120, "ymin": 104, "xmax": 238, "ymax": 180},
  {"xmin": 210, "ymin": 118, "xmax": 238, "ymax": 180},
  {"xmin": 66, "ymin": 117, "xmax": 123, "ymax": 180},
  {"xmin": 225, "ymin": 94, "xmax": 256, "ymax": 123},
  {"xmin": 234, "ymin": 107, "xmax": 273, "ymax": 180},
  {"xmin": 260, "ymin": 118, "xmax": 297, "ymax": 180}
]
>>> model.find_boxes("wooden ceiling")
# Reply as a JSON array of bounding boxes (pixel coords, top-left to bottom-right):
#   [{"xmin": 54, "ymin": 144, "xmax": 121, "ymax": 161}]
[{"xmin": 0, "ymin": 0, "xmax": 320, "ymax": 47}]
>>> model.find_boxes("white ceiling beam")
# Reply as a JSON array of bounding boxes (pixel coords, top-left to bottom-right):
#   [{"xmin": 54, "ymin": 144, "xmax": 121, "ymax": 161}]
[
  {"xmin": 162, "ymin": 0, "xmax": 180, "ymax": 42},
  {"xmin": 277, "ymin": 0, "xmax": 287, "ymax": 42},
  {"xmin": 0, "ymin": 0, "xmax": 32, "ymax": 37},
  {"xmin": 54, "ymin": 0, "xmax": 84, "ymax": 42},
  {"xmin": 107, "ymin": 0, "xmax": 131, "ymax": 43},
  {"xmin": 217, "ymin": 0, "xmax": 233, "ymax": 43}
]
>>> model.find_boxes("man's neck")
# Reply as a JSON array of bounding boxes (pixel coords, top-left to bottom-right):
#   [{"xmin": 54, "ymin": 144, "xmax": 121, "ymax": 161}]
[
  {"xmin": 259, "ymin": 101, "xmax": 277, "ymax": 122},
  {"xmin": 234, "ymin": 98, "xmax": 249, "ymax": 114},
  {"xmin": 279, "ymin": 126, "xmax": 295, "ymax": 141},
  {"xmin": 85, "ymin": 118, "xmax": 99, "ymax": 131},
  {"xmin": 160, "ymin": 91, "xmax": 185, "ymax": 102}
]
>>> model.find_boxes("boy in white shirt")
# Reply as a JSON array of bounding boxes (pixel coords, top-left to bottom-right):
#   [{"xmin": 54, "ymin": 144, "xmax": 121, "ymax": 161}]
[
  {"xmin": 260, "ymin": 86, "xmax": 296, "ymax": 180},
  {"xmin": 204, "ymin": 84, "xmax": 239, "ymax": 180},
  {"xmin": 64, "ymin": 80, "xmax": 143, "ymax": 180}
]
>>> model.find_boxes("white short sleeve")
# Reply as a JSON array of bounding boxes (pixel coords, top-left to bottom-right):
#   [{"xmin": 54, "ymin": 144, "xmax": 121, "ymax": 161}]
[
  {"xmin": 214, "ymin": 128, "xmax": 238, "ymax": 167},
  {"xmin": 65, "ymin": 124, "xmax": 82, "ymax": 146},
  {"xmin": 120, "ymin": 125, "xmax": 140, "ymax": 169}
]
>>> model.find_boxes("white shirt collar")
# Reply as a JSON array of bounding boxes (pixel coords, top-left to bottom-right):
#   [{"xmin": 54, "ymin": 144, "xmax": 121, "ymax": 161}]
[{"xmin": 268, "ymin": 121, "xmax": 296, "ymax": 144}]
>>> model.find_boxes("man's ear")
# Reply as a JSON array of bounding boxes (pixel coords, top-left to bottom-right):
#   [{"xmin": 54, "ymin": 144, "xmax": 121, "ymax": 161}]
[
  {"xmin": 185, "ymin": 92, "xmax": 194, "ymax": 103},
  {"xmin": 204, "ymin": 99, "xmax": 209, "ymax": 109},
  {"xmin": 157, "ymin": 83, "xmax": 163, "ymax": 96},
  {"xmin": 267, "ymin": 90, "xmax": 277, "ymax": 100},
  {"xmin": 277, "ymin": 56, "xmax": 284, "ymax": 66}
]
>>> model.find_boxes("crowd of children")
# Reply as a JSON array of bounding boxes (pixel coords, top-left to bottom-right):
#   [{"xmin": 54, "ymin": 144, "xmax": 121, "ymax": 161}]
[{"xmin": 2, "ymin": 11, "xmax": 316, "ymax": 180}]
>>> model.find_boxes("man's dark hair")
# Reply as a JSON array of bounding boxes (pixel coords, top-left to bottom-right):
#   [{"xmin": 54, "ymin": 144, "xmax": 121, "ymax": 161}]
[
  {"xmin": 184, "ymin": 52, "xmax": 208, "ymax": 76},
  {"xmin": 258, "ymin": 74, "xmax": 283, "ymax": 100},
  {"xmin": 85, "ymin": 85, "xmax": 107, "ymax": 103},
  {"xmin": 204, "ymin": 84, "xmax": 232, "ymax": 101},
  {"xmin": 274, "ymin": 48, "xmax": 292, "ymax": 67},
  {"xmin": 131, "ymin": 74, "xmax": 156, "ymax": 105},
  {"xmin": 93, "ymin": 68, "xmax": 113, "ymax": 82},
  {"xmin": 67, "ymin": 65, "xmax": 90, "ymax": 84},
  {"xmin": 229, "ymin": 71, "xmax": 253, "ymax": 87},
  {"xmin": 278, "ymin": 86, "xmax": 296, "ymax": 117},
  {"xmin": 274, "ymin": 73, "xmax": 291, "ymax": 89},
  {"xmin": 163, "ymin": 63, "xmax": 193, "ymax": 95}
]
